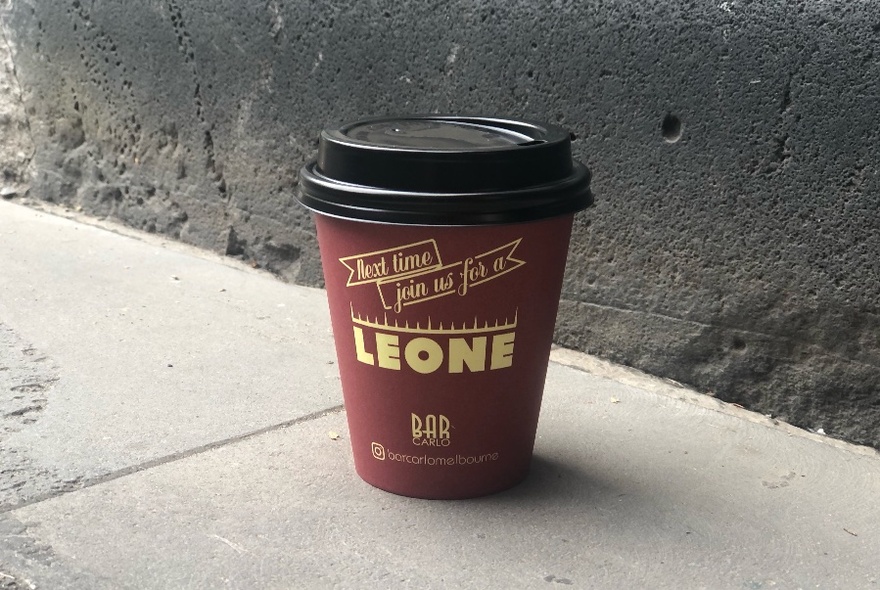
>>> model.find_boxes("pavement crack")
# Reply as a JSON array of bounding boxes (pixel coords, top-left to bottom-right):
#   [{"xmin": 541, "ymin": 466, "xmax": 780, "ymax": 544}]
[
  {"xmin": 3, "ymin": 405, "xmax": 42, "ymax": 418},
  {"xmin": 0, "ymin": 404, "xmax": 345, "ymax": 514}
]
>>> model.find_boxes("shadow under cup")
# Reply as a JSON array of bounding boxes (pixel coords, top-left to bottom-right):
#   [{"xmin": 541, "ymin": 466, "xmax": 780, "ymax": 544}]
[{"xmin": 297, "ymin": 116, "xmax": 592, "ymax": 499}]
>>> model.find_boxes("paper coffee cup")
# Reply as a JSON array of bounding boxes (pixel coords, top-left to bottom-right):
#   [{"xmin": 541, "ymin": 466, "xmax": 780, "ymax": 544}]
[{"xmin": 297, "ymin": 116, "xmax": 592, "ymax": 499}]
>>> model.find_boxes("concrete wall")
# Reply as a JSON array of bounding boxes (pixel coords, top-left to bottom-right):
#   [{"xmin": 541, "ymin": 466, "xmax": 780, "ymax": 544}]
[{"xmin": 2, "ymin": 0, "xmax": 878, "ymax": 447}]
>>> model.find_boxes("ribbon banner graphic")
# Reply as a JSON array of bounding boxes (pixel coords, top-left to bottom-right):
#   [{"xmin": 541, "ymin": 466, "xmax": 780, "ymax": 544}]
[
  {"xmin": 381, "ymin": 240, "xmax": 525, "ymax": 313},
  {"xmin": 339, "ymin": 239, "xmax": 443, "ymax": 287},
  {"xmin": 340, "ymin": 238, "xmax": 526, "ymax": 313}
]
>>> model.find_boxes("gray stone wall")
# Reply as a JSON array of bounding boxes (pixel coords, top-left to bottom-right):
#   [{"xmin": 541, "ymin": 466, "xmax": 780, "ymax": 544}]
[
  {"xmin": 0, "ymin": 0, "xmax": 33, "ymax": 200},
  {"xmin": 2, "ymin": 0, "xmax": 878, "ymax": 447}
]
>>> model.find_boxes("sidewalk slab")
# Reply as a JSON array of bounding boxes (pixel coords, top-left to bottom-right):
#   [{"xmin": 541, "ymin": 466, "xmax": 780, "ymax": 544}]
[
  {"xmin": 1, "ymin": 200, "xmax": 879, "ymax": 589},
  {"xmin": 2, "ymin": 365, "xmax": 880, "ymax": 589},
  {"xmin": 0, "ymin": 200, "xmax": 340, "ymax": 508}
]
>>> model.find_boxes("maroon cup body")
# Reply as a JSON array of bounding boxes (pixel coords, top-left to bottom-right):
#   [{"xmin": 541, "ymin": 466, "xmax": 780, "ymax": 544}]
[
  {"xmin": 315, "ymin": 213, "xmax": 574, "ymax": 498},
  {"xmin": 297, "ymin": 116, "xmax": 592, "ymax": 499}
]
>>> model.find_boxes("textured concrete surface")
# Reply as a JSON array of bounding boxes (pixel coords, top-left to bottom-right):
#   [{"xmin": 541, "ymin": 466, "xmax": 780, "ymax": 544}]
[
  {"xmin": 1, "ymin": 201, "xmax": 879, "ymax": 590},
  {"xmin": 1, "ymin": 1, "xmax": 879, "ymax": 448},
  {"xmin": 0, "ymin": 200, "xmax": 339, "ymax": 510}
]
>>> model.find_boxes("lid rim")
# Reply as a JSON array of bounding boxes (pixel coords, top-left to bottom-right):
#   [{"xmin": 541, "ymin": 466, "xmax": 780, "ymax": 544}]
[{"xmin": 298, "ymin": 161, "xmax": 592, "ymax": 226}]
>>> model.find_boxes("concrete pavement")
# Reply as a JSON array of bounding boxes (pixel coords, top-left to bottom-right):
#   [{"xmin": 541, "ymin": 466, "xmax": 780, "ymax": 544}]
[{"xmin": 1, "ymin": 199, "xmax": 879, "ymax": 590}]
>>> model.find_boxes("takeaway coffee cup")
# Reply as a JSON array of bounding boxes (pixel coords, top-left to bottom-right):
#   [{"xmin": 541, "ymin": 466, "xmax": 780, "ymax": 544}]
[{"xmin": 297, "ymin": 116, "xmax": 592, "ymax": 499}]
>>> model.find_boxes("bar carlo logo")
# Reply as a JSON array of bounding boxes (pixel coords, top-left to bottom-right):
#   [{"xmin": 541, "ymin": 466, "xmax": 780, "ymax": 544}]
[
  {"xmin": 339, "ymin": 237, "xmax": 526, "ymax": 376},
  {"xmin": 411, "ymin": 413, "xmax": 450, "ymax": 446}
]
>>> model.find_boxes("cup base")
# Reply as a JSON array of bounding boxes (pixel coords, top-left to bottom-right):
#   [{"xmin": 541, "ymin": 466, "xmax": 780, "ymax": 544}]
[{"xmin": 355, "ymin": 463, "xmax": 531, "ymax": 500}]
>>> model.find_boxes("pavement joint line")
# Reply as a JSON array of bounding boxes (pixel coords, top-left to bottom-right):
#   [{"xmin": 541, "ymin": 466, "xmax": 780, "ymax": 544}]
[
  {"xmin": 549, "ymin": 348, "xmax": 880, "ymax": 459},
  {"xmin": 7, "ymin": 199, "xmax": 287, "ymax": 281},
  {"xmin": 0, "ymin": 404, "xmax": 345, "ymax": 514},
  {"xmin": 566, "ymin": 300, "xmax": 880, "ymax": 372}
]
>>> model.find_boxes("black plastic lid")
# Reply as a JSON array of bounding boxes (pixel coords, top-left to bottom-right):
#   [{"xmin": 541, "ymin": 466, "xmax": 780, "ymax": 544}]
[{"xmin": 296, "ymin": 115, "xmax": 592, "ymax": 225}]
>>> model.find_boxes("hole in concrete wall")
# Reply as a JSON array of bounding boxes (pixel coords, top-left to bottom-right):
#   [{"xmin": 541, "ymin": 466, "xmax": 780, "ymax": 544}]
[
  {"xmin": 661, "ymin": 113, "xmax": 682, "ymax": 143},
  {"xmin": 732, "ymin": 337, "xmax": 747, "ymax": 351}
]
